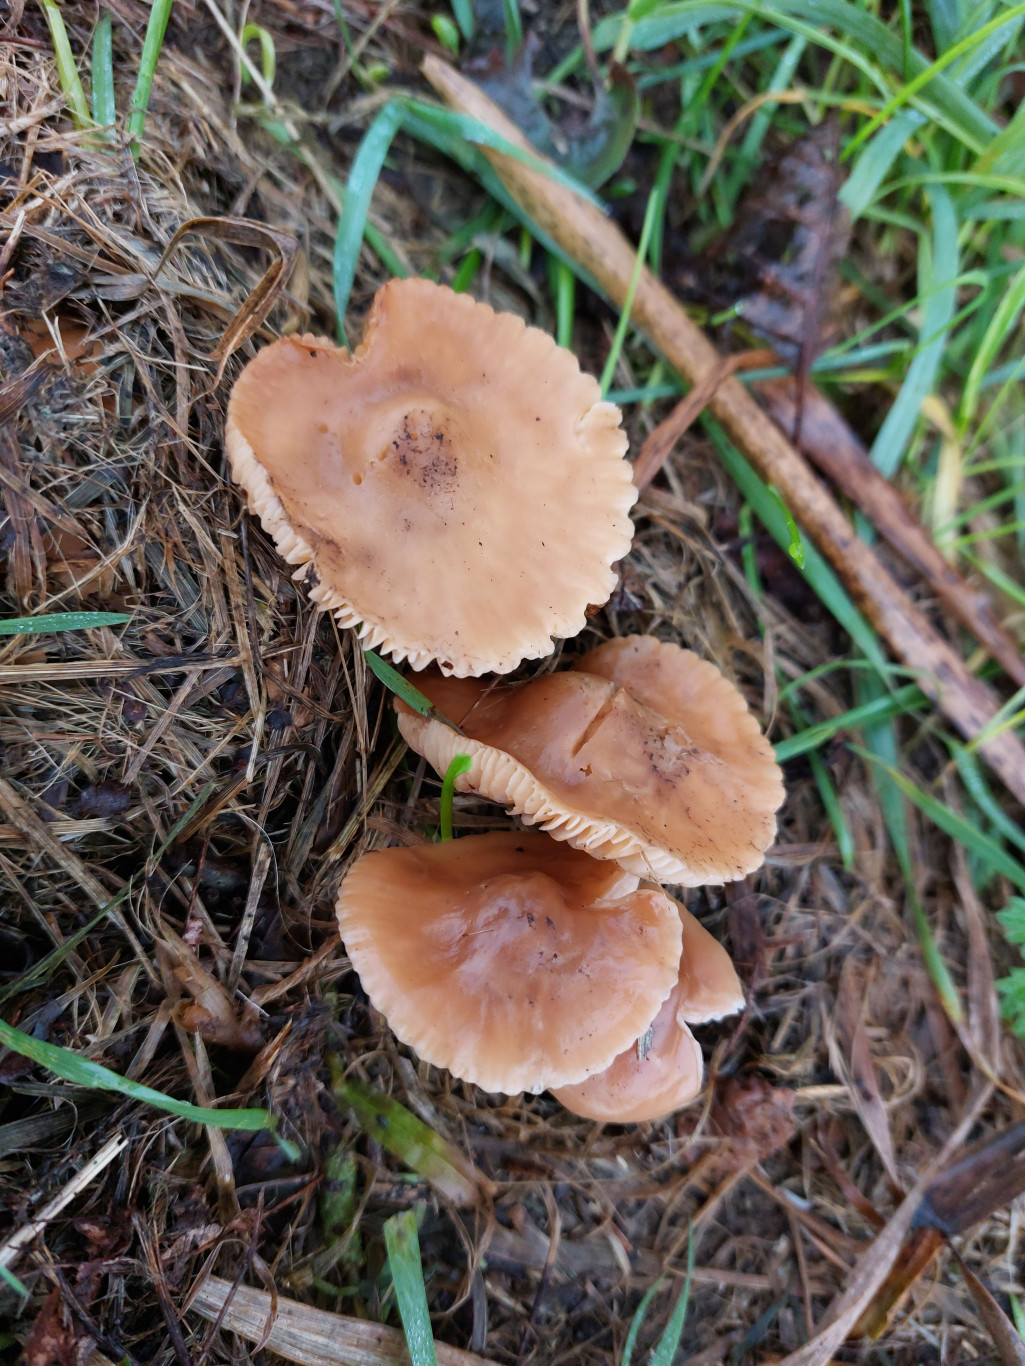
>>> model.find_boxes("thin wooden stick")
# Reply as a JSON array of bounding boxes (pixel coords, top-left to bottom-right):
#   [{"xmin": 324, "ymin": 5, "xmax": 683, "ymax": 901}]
[
  {"xmin": 422, "ymin": 54, "xmax": 1025, "ymax": 810},
  {"xmin": 632, "ymin": 350, "xmax": 775, "ymax": 492},
  {"xmin": 757, "ymin": 374, "xmax": 1025, "ymax": 691}
]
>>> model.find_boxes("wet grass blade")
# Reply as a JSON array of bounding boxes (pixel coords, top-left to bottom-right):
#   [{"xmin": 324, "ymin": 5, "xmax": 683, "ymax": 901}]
[
  {"xmin": 384, "ymin": 1209, "xmax": 438, "ymax": 1366},
  {"xmin": 127, "ymin": 0, "xmax": 175, "ymax": 151},
  {"xmin": 0, "ymin": 611, "xmax": 130, "ymax": 636},
  {"xmin": 0, "ymin": 1018, "xmax": 278, "ymax": 1132}
]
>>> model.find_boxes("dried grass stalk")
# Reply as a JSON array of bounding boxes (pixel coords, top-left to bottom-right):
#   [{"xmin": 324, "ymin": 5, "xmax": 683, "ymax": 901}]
[{"xmin": 187, "ymin": 1275, "xmax": 496, "ymax": 1365}]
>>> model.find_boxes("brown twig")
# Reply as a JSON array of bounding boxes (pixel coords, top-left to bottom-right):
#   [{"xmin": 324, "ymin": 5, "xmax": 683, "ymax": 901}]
[
  {"xmin": 421, "ymin": 54, "xmax": 1025, "ymax": 810},
  {"xmin": 632, "ymin": 350, "xmax": 775, "ymax": 492},
  {"xmin": 757, "ymin": 374, "xmax": 1025, "ymax": 691}
]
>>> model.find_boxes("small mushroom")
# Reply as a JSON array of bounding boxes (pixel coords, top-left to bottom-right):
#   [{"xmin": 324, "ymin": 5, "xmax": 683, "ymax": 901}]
[
  {"xmin": 225, "ymin": 277, "xmax": 635, "ymax": 676},
  {"xmin": 334, "ymin": 831, "xmax": 683, "ymax": 1095},
  {"xmin": 396, "ymin": 635, "xmax": 784, "ymax": 884},
  {"xmin": 552, "ymin": 903, "xmax": 744, "ymax": 1123}
]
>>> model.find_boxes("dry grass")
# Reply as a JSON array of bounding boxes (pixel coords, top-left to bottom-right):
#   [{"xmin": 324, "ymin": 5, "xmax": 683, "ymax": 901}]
[{"xmin": 1, "ymin": 3, "xmax": 1025, "ymax": 1363}]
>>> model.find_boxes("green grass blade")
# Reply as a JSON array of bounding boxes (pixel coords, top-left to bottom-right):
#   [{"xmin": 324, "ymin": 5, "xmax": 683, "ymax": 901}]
[
  {"xmin": 911, "ymin": 891, "xmax": 965, "ymax": 1023},
  {"xmin": 334, "ymin": 1074, "xmax": 487, "ymax": 1205},
  {"xmin": 450, "ymin": 0, "xmax": 474, "ymax": 40},
  {"xmin": 844, "ymin": 2, "xmax": 1025, "ymax": 161},
  {"xmin": 439, "ymin": 754, "xmax": 472, "ymax": 841},
  {"xmin": 90, "ymin": 10, "xmax": 115, "ymax": 129},
  {"xmin": 0, "ymin": 611, "xmax": 130, "ymax": 636},
  {"xmin": 363, "ymin": 649, "xmax": 463, "ymax": 735},
  {"xmin": 600, "ymin": 185, "xmax": 660, "ymax": 394},
  {"xmin": 620, "ymin": 1277, "xmax": 664, "ymax": 1366},
  {"xmin": 808, "ymin": 748, "xmax": 855, "ymax": 870},
  {"xmin": 705, "ymin": 419, "xmax": 890, "ymax": 675},
  {"xmin": 241, "ymin": 22, "xmax": 276, "ymax": 87},
  {"xmin": 841, "ymin": 109, "xmax": 925, "ymax": 220},
  {"xmin": 402, "ymin": 99, "xmax": 606, "ymax": 209},
  {"xmin": 774, "ymin": 683, "xmax": 925, "ymax": 762},
  {"xmin": 0, "ymin": 1018, "xmax": 277, "ymax": 1132},
  {"xmin": 126, "ymin": 0, "xmax": 175, "ymax": 150},
  {"xmin": 958, "ymin": 260, "xmax": 1025, "ymax": 437},
  {"xmin": 870, "ymin": 184, "xmax": 958, "ymax": 478},
  {"xmin": 384, "ymin": 1210, "xmax": 438, "ymax": 1366},
  {"xmin": 597, "ymin": 0, "xmax": 998, "ymax": 149},
  {"xmin": 853, "ymin": 747, "xmax": 1025, "ymax": 894},
  {"xmin": 502, "ymin": 0, "xmax": 523, "ymax": 56},
  {"xmin": 36, "ymin": 0, "xmax": 91, "ymax": 128},
  {"xmin": 333, "ymin": 101, "xmax": 406, "ymax": 342},
  {"xmin": 0, "ymin": 1266, "xmax": 29, "ymax": 1297},
  {"xmin": 649, "ymin": 1227, "xmax": 695, "ymax": 1366},
  {"xmin": 950, "ymin": 744, "xmax": 1025, "ymax": 858}
]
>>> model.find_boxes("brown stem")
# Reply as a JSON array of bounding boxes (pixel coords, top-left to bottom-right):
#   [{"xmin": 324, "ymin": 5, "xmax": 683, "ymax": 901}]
[{"xmin": 421, "ymin": 54, "xmax": 1025, "ymax": 810}]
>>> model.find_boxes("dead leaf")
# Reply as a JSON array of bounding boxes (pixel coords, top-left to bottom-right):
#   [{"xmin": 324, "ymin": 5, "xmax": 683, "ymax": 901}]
[
  {"xmin": 467, "ymin": 38, "xmax": 637, "ymax": 189},
  {"xmin": 156, "ymin": 921, "xmax": 263, "ymax": 1053},
  {"xmin": 150, "ymin": 216, "xmax": 299, "ymax": 385},
  {"xmin": 952, "ymin": 1246, "xmax": 1025, "ymax": 1366}
]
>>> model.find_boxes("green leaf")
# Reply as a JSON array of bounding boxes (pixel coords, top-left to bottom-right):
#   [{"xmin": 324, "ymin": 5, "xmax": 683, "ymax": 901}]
[
  {"xmin": 959, "ymin": 260, "xmax": 1025, "ymax": 436},
  {"xmin": 431, "ymin": 14, "xmax": 461, "ymax": 56},
  {"xmin": 0, "ymin": 1018, "xmax": 278, "ymax": 1132},
  {"xmin": 0, "ymin": 1266, "xmax": 29, "ymax": 1297},
  {"xmin": 975, "ymin": 99, "xmax": 1025, "ymax": 181},
  {"xmin": 90, "ymin": 10, "xmax": 115, "ymax": 129},
  {"xmin": 768, "ymin": 486, "xmax": 805, "ymax": 568},
  {"xmin": 241, "ymin": 22, "xmax": 276, "ymax": 87},
  {"xmin": 844, "ymin": 3, "xmax": 1025, "ymax": 159},
  {"xmin": 705, "ymin": 419, "xmax": 890, "ymax": 675},
  {"xmin": 996, "ymin": 898, "xmax": 1025, "ymax": 946},
  {"xmin": 127, "ymin": 0, "xmax": 175, "ymax": 152},
  {"xmin": 384, "ymin": 1210, "xmax": 438, "ymax": 1366},
  {"xmin": 363, "ymin": 648, "xmax": 463, "ymax": 736},
  {"xmin": 774, "ymin": 683, "xmax": 926, "ymax": 763},
  {"xmin": 439, "ymin": 753, "xmax": 472, "ymax": 841},
  {"xmin": 595, "ymin": 0, "xmax": 999, "ymax": 151},
  {"xmin": 334, "ymin": 1074, "xmax": 487, "ymax": 1205},
  {"xmin": 36, "ymin": 0, "xmax": 91, "ymax": 129},
  {"xmin": 870, "ymin": 184, "xmax": 958, "ymax": 479},
  {"xmin": 996, "ymin": 968, "xmax": 1025, "ymax": 1036},
  {"xmin": 852, "ymin": 747, "xmax": 1025, "ymax": 894},
  {"xmin": 649, "ymin": 1226, "xmax": 695, "ymax": 1366},
  {"xmin": 333, "ymin": 101, "xmax": 406, "ymax": 341},
  {"xmin": 449, "ymin": 0, "xmax": 474, "ymax": 39},
  {"xmin": 0, "ymin": 611, "xmax": 130, "ymax": 636},
  {"xmin": 620, "ymin": 1278, "xmax": 664, "ymax": 1366}
]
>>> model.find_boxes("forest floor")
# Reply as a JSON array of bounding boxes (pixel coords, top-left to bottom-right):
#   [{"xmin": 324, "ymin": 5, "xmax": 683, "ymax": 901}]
[{"xmin": 2, "ymin": 1, "xmax": 1025, "ymax": 1363}]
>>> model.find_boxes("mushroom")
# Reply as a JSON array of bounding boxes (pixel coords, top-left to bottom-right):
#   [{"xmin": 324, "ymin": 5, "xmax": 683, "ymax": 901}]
[
  {"xmin": 334, "ymin": 831, "xmax": 683, "ymax": 1095},
  {"xmin": 395, "ymin": 635, "xmax": 784, "ymax": 884},
  {"xmin": 552, "ymin": 903, "xmax": 744, "ymax": 1123},
  {"xmin": 225, "ymin": 277, "xmax": 635, "ymax": 676}
]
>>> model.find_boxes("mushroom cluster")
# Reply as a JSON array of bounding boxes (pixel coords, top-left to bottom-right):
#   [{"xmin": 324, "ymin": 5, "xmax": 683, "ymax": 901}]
[{"xmin": 225, "ymin": 277, "xmax": 784, "ymax": 1123}]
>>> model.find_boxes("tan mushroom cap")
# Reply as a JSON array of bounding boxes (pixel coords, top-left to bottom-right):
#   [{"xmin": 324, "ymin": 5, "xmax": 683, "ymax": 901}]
[
  {"xmin": 395, "ymin": 635, "xmax": 784, "ymax": 884},
  {"xmin": 334, "ymin": 831, "xmax": 682, "ymax": 1095},
  {"xmin": 552, "ymin": 902, "xmax": 743, "ymax": 1123},
  {"xmin": 225, "ymin": 277, "xmax": 635, "ymax": 677}
]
